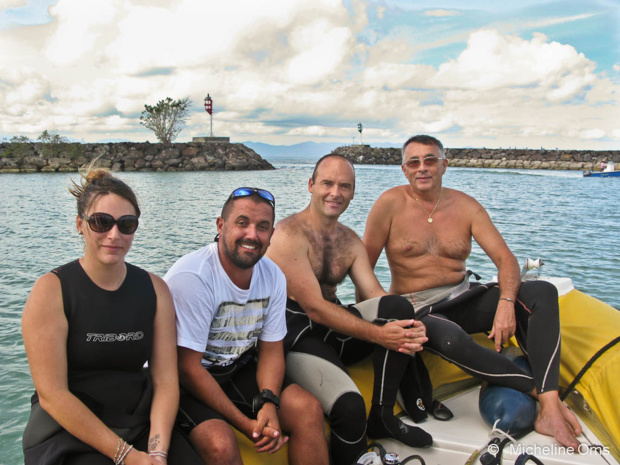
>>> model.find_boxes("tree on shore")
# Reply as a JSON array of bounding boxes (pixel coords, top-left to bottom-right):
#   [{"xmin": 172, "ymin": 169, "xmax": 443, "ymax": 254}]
[
  {"xmin": 37, "ymin": 130, "xmax": 83, "ymax": 159},
  {"xmin": 2, "ymin": 131, "xmax": 82, "ymax": 160},
  {"xmin": 140, "ymin": 97, "xmax": 191, "ymax": 144},
  {"xmin": 5, "ymin": 135, "xmax": 33, "ymax": 159},
  {"xmin": 38, "ymin": 129, "xmax": 68, "ymax": 145}
]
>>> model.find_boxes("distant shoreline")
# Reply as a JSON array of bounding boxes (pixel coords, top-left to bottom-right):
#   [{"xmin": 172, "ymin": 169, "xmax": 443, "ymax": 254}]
[
  {"xmin": 0, "ymin": 141, "xmax": 273, "ymax": 173},
  {"xmin": 334, "ymin": 145, "xmax": 620, "ymax": 171},
  {"xmin": 3, "ymin": 141, "xmax": 618, "ymax": 173}
]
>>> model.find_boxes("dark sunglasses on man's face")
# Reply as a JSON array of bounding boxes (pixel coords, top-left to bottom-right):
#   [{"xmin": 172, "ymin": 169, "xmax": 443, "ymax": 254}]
[
  {"xmin": 82, "ymin": 212, "xmax": 139, "ymax": 235},
  {"xmin": 403, "ymin": 156, "xmax": 443, "ymax": 170},
  {"xmin": 228, "ymin": 187, "xmax": 275, "ymax": 208}
]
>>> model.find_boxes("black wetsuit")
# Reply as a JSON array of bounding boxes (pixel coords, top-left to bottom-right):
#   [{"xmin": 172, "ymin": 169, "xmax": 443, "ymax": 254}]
[
  {"xmin": 415, "ymin": 279, "xmax": 560, "ymax": 395},
  {"xmin": 284, "ymin": 295, "xmax": 433, "ymax": 465},
  {"xmin": 22, "ymin": 260, "xmax": 201, "ymax": 465}
]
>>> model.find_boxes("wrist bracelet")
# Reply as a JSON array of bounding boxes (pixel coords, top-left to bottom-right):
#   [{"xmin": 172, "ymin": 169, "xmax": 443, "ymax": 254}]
[
  {"xmin": 149, "ymin": 450, "xmax": 169, "ymax": 458},
  {"xmin": 114, "ymin": 438, "xmax": 130, "ymax": 465},
  {"xmin": 499, "ymin": 297, "xmax": 515, "ymax": 303},
  {"xmin": 119, "ymin": 444, "xmax": 133, "ymax": 464}
]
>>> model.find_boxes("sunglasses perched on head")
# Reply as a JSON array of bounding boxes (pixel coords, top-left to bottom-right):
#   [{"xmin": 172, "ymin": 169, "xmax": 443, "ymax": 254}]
[
  {"xmin": 82, "ymin": 212, "xmax": 139, "ymax": 235},
  {"xmin": 403, "ymin": 156, "xmax": 444, "ymax": 170},
  {"xmin": 228, "ymin": 187, "xmax": 275, "ymax": 208}
]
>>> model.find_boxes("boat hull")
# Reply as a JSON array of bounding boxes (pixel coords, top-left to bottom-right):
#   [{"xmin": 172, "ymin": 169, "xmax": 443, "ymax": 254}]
[{"xmin": 583, "ymin": 170, "xmax": 620, "ymax": 177}]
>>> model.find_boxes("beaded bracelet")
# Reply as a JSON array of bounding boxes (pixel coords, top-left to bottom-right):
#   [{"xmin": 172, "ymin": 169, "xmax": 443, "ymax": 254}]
[
  {"xmin": 113, "ymin": 438, "xmax": 133, "ymax": 465},
  {"xmin": 113, "ymin": 438, "xmax": 124, "ymax": 462},
  {"xmin": 118, "ymin": 444, "xmax": 133, "ymax": 464}
]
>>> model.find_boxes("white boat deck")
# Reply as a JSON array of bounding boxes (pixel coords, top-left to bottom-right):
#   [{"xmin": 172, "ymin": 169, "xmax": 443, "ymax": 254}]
[
  {"xmin": 369, "ymin": 276, "xmax": 619, "ymax": 464},
  {"xmin": 377, "ymin": 386, "xmax": 618, "ymax": 465}
]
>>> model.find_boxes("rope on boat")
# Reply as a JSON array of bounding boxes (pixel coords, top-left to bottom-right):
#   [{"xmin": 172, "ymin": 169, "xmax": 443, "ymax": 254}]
[
  {"xmin": 489, "ymin": 419, "xmax": 519, "ymax": 444},
  {"xmin": 560, "ymin": 335, "xmax": 620, "ymax": 401}
]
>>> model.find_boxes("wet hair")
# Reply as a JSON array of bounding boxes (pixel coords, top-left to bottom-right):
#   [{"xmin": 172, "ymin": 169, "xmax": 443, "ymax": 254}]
[
  {"xmin": 311, "ymin": 154, "xmax": 355, "ymax": 184},
  {"xmin": 401, "ymin": 135, "xmax": 445, "ymax": 163},
  {"xmin": 69, "ymin": 168, "xmax": 140, "ymax": 218}
]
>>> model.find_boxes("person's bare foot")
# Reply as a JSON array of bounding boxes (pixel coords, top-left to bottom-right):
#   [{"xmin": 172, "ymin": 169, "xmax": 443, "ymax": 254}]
[
  {"xmin": 535, "ymin": 393, "xmax": 581, "ymax": 448},
  {"xmin": 559, "ymin": 399, "xmax": 582, "ymax": 436}
]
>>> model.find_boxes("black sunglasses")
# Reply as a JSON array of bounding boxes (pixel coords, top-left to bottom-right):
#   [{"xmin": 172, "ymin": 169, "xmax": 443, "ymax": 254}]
[
  {"xmin": 82, "ymin": 212, "xmax": 139, "ymax": 235},
  {"xmin": 227, "ymin": 187, "xmax": 275, "ymax": 208}
]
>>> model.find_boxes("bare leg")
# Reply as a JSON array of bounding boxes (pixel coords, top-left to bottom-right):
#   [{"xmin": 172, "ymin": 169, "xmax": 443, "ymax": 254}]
[
  {"xmin": 534, "ymin": 391, "xmax": 582, "ymax": 448},
  {"xmin": 279, "ymin": 384, "xmax": 329, "ymax": 465},
  {"xmin": 189, "ymin": 418, "xmax": 243, "ymax": 465}
]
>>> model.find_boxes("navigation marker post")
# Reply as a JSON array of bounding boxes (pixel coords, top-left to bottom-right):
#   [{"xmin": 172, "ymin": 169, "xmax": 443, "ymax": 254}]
[
  {"xmin": 204, "ymin": 94, "xmax": 213, "ymax": 137},
  {"xmin": 193, "ymin": 94, "xmax": 230, "ymax": 143}
]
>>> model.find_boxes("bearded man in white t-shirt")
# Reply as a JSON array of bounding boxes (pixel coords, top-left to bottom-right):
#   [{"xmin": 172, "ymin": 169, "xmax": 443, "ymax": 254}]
[{"xmin": 165, "ymin": 187, "xmax": 328, "ymax": 465}]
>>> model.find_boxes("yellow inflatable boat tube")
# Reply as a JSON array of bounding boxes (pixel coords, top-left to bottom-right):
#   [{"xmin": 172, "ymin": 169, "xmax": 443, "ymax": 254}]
[{"xmin": 235, "ymin": 284, "xmax": 620, "ymax": 463}]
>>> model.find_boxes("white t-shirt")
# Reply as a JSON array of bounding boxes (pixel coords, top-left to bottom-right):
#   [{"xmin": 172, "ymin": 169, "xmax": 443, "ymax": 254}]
[{"xmin": 164, "ymin": 242, "xmax": 287, "ymax": 368}]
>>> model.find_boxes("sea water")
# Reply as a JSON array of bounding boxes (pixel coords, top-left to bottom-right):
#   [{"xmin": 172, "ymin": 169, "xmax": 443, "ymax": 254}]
[{"xmin": 1, "ymin": 162, "xmax": 618, "ymax": 463}]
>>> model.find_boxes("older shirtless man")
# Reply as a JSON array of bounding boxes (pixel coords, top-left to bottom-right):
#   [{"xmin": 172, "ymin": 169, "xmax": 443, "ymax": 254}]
[
  {"xmin": 363, "ymin": 134, "xmax": 581, "ymax": 448},
  {"xmin": 266, "ymin": 155, "xmax": 432, "ymax": 465}
]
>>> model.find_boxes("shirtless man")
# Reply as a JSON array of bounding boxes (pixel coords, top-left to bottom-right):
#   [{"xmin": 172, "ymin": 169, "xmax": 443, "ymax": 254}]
[
  {"xmin": 266, "ymin": 155, "xmax": 432, "ymax": 465},
  {"xmin": 363, "ymin": 134, "xmax": 581, "ymax": 448}
]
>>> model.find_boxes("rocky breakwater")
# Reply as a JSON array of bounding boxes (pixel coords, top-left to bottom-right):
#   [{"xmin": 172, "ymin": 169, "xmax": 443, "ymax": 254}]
[
  {"xmin": 332, "ymin": 145, "xmax": 620, "ymax": 171},
  {"xmin": 0, "ymin": 141, "xmax": 274, "ymax": 173}
]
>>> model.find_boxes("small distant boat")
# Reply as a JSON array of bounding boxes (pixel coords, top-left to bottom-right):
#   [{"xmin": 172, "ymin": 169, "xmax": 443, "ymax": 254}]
[
  {"xmin": 583, "ymin": 170, "xmax": 620, "ymax": 177},
  {"xmin": 584, "ymin": 161, "xmax": 619, "ymax": 177}
]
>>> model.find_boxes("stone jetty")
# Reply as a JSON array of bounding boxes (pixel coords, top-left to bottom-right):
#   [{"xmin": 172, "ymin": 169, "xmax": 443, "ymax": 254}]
[
  {"xmin": 333, "ymin": 145, "xmax": 620, "ymax": 171},
  {"xmin": 0, "ymin": 141, "xmax": 273, "ymax": 173}
]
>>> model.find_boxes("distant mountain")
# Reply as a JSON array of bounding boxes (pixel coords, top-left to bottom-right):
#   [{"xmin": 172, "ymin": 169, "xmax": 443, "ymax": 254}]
[
  {"xmin": 95, "ymin": 138, "xmax": 134, "ymax": 143},
  {"xmin": 242, "ymin": 141, "xmax": 340, "ymax": 160},
  {"xmin": 242, "ymin": 140, "xmax": 402, "ymax": 161}
]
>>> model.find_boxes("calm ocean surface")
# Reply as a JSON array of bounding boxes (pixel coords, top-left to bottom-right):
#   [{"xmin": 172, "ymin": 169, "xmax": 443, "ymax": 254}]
[{"xmin": 1, "ymin": 161, "xmax": 619, "ymax": 463}]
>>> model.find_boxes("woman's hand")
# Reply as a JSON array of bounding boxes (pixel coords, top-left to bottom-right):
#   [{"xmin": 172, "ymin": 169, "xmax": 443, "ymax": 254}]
[{"xmin": 124, "ymin": 448, "xmax": 168, "ymax": 465}]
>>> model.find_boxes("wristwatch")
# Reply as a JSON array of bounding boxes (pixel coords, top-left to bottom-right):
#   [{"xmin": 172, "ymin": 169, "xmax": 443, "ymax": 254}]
[{"xmin": 252, "ymin": 389, "xmax": 280, "ymax": 412}]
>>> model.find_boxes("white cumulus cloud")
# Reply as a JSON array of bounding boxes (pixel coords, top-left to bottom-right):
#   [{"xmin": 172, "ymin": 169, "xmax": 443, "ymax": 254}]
[
  {"xmin": 0, "ymin": 1, "xmax": 617, "ymax": 150},
  {"xmin": 434, "ymin": 30, "xmax": 596, "ymax": 101},
  {"xmin": 424, "ymin": 9, "xmax": 461, "ymax": 17},
  {"xmin": 0, "ymin": 0, "xmax": 26, "ymax": 11}
]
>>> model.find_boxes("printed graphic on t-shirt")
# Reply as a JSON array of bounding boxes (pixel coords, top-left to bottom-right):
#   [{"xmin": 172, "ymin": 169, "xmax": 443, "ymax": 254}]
[{"xmin": 203, "ymin": 297, "xmax": 270, "ymax": 366}]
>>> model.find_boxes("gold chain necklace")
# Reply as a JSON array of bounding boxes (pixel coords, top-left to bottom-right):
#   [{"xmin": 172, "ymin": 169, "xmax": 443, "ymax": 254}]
[{"xmin": 411, "ymin": 187, "xmax": 443, "ymax": 223}]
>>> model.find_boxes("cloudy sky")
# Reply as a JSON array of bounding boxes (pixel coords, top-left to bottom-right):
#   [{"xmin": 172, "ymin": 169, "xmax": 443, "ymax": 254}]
[{"xmin": 1, "ymin": 0, "xmax": 618, "ymax": 149}]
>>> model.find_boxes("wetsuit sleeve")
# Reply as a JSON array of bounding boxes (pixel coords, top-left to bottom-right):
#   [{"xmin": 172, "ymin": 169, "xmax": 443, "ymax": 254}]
[{"xmin": 166, "ymin": 271, "xmax": 215, "ymax": 353}]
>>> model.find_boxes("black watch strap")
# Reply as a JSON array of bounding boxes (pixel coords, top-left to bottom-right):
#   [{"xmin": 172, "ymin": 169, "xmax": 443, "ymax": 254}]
[
  {"xmin": 253, "ymin": 389, "xmax": 280, "ymax": 412},
  {"xmin": 260, "ymin": 389, "xmax": 280, "ymax": 409}
]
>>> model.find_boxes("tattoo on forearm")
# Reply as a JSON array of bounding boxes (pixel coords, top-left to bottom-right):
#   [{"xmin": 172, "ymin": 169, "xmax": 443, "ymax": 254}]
[{"xmin": 148, "ymin": 434, "xmax": 160, "ymax": 452}]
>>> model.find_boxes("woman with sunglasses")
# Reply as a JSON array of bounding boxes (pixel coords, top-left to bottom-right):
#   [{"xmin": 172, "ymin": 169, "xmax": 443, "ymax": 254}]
[{"xmin": 22, "ymin": 169, "xmax": 202, "ymax": 465}]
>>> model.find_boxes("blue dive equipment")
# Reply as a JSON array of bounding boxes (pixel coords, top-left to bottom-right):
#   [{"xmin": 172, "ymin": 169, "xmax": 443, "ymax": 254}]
[{"xmin": 478, "ymin": 347, "xmax": 537, "ymax": 436}]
